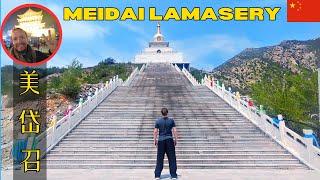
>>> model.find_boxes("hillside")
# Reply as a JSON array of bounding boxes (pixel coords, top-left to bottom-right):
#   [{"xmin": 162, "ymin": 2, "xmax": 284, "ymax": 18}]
[{"xmin": 212, "ymin": 38, "xmax": 320, "ymax": 94}]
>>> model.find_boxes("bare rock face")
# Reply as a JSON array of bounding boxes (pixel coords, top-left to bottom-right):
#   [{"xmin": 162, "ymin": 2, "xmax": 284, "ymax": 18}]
[{"xmin": 212, "ymin": 38, "xmax": 320, "ymax": 94}]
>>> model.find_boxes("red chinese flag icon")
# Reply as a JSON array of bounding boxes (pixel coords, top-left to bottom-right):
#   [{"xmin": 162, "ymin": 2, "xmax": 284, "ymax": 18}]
[{"xmin": 287, "ymin": 0, "xmax": 320, "ymax": 22}]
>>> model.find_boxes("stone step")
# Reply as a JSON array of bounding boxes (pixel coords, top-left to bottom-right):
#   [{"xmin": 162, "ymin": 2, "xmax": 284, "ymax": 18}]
[
  {"xmin": 81, "ymin": 119, "xmax": 251, "ymax": 122},
  {"xmin": 75, "ymin": 126, "xmax": 256, "ymax": 129},
  {"xmin": 92, "ymin": 109, "xmax": 238, "ymax": 112},
  {"xmin": 86, "ymin": 115, "xmax": 244, "ymax": 119},
  {"xmin": 80, "ymin": 120, "xmax": 251, "ymax": 124},
  {"xmin": 71, "ymin": 129, "xmax": 260, "ymax": 133},
  {"xmin": 66, "ymin": 134, "xmax": 266, "ymax": 138},
  {"xmin": 61, "ymin": 138, "xmax": 273, "ymax": 143},
  {"xmin": 46, "ymin": 153, "xmax": 294, "ymax": 159},
  {"xmin": 44, "ymin": 163, "xmax": 307, "ymax": 169},
  {"xmin": 94, "ymin": 105, "xmax": 233, "ymax": 107},
  {"xmin": 57, "ymin": 141, "xmax": 275, "ymax": 146},
  {"xmin": 99, "ymin": 102, "xmax": 223, "ymax": 105},
  {"xmin": 53, "ymin": 146, "xmax": 282, "ymax": 151},
  {"xmin": 56, "ymin": 144, "xmax": 280, "ymax": 149},
  {"xmin": 63, "ymin": 136, "xmax": 269, "ymax": 140},
  {"xmin": 88, "ymin": 112, "xmax": 241, "ymax": 116},
  {"xmin": 70, "ymin": 131, "xmax": 264, "ymax": 136},
  {"xmin": 49, "ymin": 149, "xmax": 288, "ymax": 154},
  {"xmin": 74, "ymin": 126, "xmax": 257, "ymax": 130},
  {"xmin": 80, "ymin": 122, "xmax": 251, "ymax": 126},
  {"xmin": 78, "ymin": 125, "xmax": 255, "ymax": 129},
  {"xmin": 44, "ymin": 159, "xmax": 301, "ymax": 165}
]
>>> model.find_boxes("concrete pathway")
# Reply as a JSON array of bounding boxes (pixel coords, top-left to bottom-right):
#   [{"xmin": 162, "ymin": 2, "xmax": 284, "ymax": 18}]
[{"xmin": 2, "ymin": 169, "xmax": 320, "ymax": 180}]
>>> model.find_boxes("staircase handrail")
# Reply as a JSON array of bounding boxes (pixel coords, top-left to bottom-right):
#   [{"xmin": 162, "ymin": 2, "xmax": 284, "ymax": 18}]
[
  {"xmin": 123, "ymin": 66, "xmax": 139, "ymax": 86},
  {"xmin": 35, "ymin": 75, "xmax": 122, "ymax": 158},
  {"xmin": 202, "ymin": 76, "xmax": 320, "ymax": 171},
  {"xmin": 139, "ymin": 64, "xmax": 146, "ymax": 73},
  {"xmin": 181, "ymin": 67, "xmax": 200, "ymax": 86},
  {"xmin": 171, "ymin": 63, "xmax": 182, "ymax": 72}
]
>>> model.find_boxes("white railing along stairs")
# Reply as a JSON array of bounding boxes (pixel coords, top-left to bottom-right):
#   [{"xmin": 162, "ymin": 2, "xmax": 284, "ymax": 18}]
[
  {"xmin": 172, "ymin": 64, "xmax": 320, "ymax": 171},
  {"xmin": 34, "ymin": 67, "xmax": 140, "ymax": 159}
]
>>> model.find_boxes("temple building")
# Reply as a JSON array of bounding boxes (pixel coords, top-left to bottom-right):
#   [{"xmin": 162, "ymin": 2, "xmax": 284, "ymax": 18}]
[
  {"xmin": 15, "ymin": 8, "xmax": 55, "ymax": 38},
  {"xmin": 134, "ymin": 23, "xmax": 189, "ymax": 69}
]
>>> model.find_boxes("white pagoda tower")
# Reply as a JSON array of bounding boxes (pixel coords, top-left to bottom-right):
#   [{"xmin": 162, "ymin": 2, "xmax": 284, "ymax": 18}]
[{"xmin": 134, "ymin": 23, "xmax": 189, "ymax": 69}]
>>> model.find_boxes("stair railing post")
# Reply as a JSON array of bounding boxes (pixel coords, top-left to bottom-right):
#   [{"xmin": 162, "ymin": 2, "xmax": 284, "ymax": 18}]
[
  {"xmin": 94, "ymin": 88, "xmax": 99, "ymax": 106},
  {"xmin": 235, "ymin": 91, "xmax": 241, "ymax": 110},
  {"xmin": 67, "ymin": 105, "xmax": 73, "ymax": 130},
  {"xmin": 278, "ymin": 114, "xmax": 286, "ymax": 145},
  {"xmin": 51, "ymin": 115, "xmax": 57, "ymax": 147},
  {"xmin": 303, "ymin": 129, "xmax": 314, "ymax": 165}
]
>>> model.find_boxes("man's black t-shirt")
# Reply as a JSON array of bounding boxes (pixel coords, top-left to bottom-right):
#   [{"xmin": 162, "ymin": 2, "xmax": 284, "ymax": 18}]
[{"xmin": 155, "ymin": 117, "xmax": 176, "ymax": 141}]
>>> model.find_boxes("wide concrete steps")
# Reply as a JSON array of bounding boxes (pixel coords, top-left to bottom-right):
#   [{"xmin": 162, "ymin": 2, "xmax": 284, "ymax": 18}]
[{"xmin": 44, "ymin": 63, "xmax": 308, "ymax": 170}]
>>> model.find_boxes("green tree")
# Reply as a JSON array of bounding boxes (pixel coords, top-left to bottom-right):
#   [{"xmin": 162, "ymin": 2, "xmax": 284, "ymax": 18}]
[
  {"xmin": 250, "ymin": 66, "xmax": 319, "ymax": 136},
  {"xmin": 59, "ymin": 60, "xmax": 83, "ymax": 98}
]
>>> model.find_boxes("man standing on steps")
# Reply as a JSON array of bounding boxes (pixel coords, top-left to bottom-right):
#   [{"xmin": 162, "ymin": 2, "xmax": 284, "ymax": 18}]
[{"xmin": 154, "ymin": 108, "xmax": 178, "ymax": 179}]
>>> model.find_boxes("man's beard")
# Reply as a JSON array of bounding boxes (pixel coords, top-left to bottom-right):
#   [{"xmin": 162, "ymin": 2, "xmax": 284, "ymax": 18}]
[{"xmin": 15, "ymin": 44, "xmax": 28, "ymax": 53}]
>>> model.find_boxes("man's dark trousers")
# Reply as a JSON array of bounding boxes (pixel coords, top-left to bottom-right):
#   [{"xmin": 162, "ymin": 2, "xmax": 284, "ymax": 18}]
[{"xmin": 154, "ymin": 138, "xmax": 177, "ymax": 178}]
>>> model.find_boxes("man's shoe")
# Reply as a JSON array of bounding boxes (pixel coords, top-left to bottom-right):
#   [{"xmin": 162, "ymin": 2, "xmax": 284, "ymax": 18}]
[
  {"xmin": 155, "ymin": 177, "xmax": 160, "ymax": 180},
  {"xmin": 171, "ymin": 178, "xmax": 177, "ymax": 180}
]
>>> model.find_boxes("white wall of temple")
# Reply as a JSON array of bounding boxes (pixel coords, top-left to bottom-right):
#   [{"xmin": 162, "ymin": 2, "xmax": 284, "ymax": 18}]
[
  {"xmin": 144, "ymin": 47, "xmax": 174, "ymax": 53},
  {"xmin": 134, "ymin": 52, "xmax": 184, "ymax": 63}
]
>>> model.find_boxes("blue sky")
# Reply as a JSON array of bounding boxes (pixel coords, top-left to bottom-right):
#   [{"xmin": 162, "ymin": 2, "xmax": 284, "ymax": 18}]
[{"xmin": 1, "ymin": 0, "xmax": 320, "ymax": 70}]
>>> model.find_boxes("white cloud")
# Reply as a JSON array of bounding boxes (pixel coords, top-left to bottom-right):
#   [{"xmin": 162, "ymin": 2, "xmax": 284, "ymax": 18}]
[
  {"xmin": 62, "ymin": 21, "xmax": 110, "ymax": 40},
  {"xmin": 46, "ymin": 3, "xmax": 110, "ymax": 40},
  {"xmin": 171, "ymin": 34, "xmax": 259, "ymax": 64},
  {"xmin": 118, "ymin": 21, "xmax": 147, "ymax": 37}
]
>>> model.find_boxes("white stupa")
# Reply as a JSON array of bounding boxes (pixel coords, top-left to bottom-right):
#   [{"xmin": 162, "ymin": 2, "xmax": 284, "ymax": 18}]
[{"xmin": 134, "ymin": 23, "xmax": 189, "ymax": 68}]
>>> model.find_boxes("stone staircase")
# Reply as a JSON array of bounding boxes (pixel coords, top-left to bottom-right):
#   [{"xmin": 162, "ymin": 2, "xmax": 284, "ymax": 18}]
[{"xmin": 45, "ymin": 63, "xmax": 308, "ymax": 169}]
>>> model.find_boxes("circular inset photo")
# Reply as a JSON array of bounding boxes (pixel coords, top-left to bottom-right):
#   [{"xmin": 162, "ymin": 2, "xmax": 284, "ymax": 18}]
[{"xmin": 1, "ymin": 4, "xmax": 62, "ymax": 66}]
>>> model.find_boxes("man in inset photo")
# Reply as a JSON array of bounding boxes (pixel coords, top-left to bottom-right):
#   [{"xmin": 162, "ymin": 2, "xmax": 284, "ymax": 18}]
[{"xmin": 9, "ymin": 28, "xmax": 57, "ymax": 63}]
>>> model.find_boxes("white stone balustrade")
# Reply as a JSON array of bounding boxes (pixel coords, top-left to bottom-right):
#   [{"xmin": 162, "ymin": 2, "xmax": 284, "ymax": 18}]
[
  {"xmin": 123, "ymin": 66, "xmax": 139, "ymax": 86},
  {"xmin": 172, "ymin": 63, "xmax": 181, "ymax": 73},
  {"xmin": 201, "ymin": 76, "xmax": 320, "ymax": 171},
  {"xmin": 35, "ymin": 71, "xmax": 137, "ymax": 158},
  {"xmin": 139, "ymin": 64, "xmax": 146, "ymax": 73},
  {"xmin": 179, "ymin": 66, "xmax": 200, "ymax": 86}
]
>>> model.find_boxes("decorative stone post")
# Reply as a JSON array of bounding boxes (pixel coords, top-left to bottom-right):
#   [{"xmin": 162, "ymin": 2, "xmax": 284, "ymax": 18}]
[
  {"xmin": 78, "ymin": 98, "xmax": 83, "ymax": 107},
  {"xmin": 66, "ymin": 105, "xmax": 73, "ymax": 129},
  {"xmin": 303, "ymin": 129, "xmax": 314, "ymax": 164},
  {"xmin": 109, "ymin": 78, "xmax": 113, "ymax": 88},
  {"xmin": 51, "ymin": 114, "xmax": 58, "ymax": 144},
  {"xmin": 67, "ymin": 105, "xmax": 73, "ymax": 115},
  {"xmin": 278, "ymin": 114, "xmax": 286, "ymax": 145},
  {"xmin": 235, "ymin": 91, "xmax": 240, "ymax": 101},
  {"xmin": 50, "ymin": 115, "xmax": 57, "ymax": 128},
  {"xmin": 259, "ymin": 105, "xmax": 265, "ymax": 114},
  {"xmin": 210, "ymin": 76, "xmax": 214, "ymax": 87},
  {"xmin": 105, "ymin": 81, "xmax": 109, "ymax": 88}
]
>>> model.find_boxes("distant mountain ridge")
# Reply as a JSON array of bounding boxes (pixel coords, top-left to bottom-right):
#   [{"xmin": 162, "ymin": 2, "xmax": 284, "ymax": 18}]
[{"xmin": 212, "ymin": 37, "xmax": 320, "ymax": 94}]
